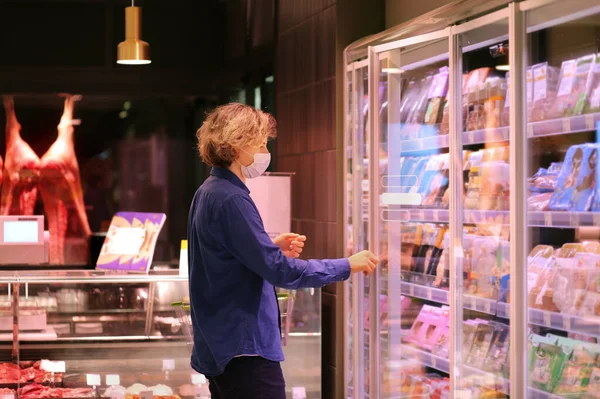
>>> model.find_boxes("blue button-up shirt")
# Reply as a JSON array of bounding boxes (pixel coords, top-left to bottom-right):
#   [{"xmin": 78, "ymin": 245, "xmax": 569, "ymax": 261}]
[{"xmin": 187, "ymin": 167, "xmax": 351, "ymax": 376}]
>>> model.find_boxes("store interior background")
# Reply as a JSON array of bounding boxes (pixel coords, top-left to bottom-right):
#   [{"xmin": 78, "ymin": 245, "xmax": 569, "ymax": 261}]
[{"xmin": 0, "ymin": 0, "xmax": 472, "ymax": 397}]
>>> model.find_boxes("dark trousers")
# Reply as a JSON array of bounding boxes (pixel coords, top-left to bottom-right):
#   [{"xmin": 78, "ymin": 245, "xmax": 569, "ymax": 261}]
[{"xmin": 208, "ymin": 356, "xmax": 286, "ymax": 399}]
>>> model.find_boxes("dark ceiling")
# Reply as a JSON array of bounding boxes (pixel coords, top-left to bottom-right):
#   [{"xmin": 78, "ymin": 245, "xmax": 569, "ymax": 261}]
[{"xmin": 0, "ymin": 0, "xmax": 276, "ymax": 98}]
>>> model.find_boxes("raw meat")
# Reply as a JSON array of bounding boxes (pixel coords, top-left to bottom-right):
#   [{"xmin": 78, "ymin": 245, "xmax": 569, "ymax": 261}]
[
  {"xmin": 0, "ymin": 362, "xmax": 62, "ymax": 384},
  {"xmin": 0, "ymin": 96, "xmax": 40, "ymax": 216},
  {"xmin": 18, "ymin": 385, "xmax": 94, "ymax": 399},
  {"xmin": 39, "ymin": 96, "xmax": 91, "ymax": 264}
]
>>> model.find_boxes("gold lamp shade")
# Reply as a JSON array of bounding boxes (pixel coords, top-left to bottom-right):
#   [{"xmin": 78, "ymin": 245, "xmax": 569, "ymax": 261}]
[{"xmin": 117, "ymin": 6, "xmax": 151, "ymax": 65}]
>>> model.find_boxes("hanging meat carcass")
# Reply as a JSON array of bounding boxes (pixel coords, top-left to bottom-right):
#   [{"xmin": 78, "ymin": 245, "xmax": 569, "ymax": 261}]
[
  {"xmin": 39, "ymin": 95, "xmax": 91, "ymax": 264},
  {"xmin": 1, "ymin": 96, "xmax": 40, "ymax": 216}
]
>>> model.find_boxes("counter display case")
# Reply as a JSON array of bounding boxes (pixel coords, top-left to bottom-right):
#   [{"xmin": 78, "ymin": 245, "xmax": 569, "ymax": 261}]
[
  {"xmin": 0, "ymin": 270, "xmax": 323, "ymax": 399},
  {"xmin": 344, "ymin": 0, "xmax": 600, "ymax": 397}
]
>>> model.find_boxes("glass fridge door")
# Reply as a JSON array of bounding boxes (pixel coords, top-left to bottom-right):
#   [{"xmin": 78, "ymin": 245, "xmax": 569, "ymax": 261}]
[
  {"xmin": 523, "ymin": 0, "xmax": 600, "ymax": 397},
  {"xmin": 346, "ymin": 61, "xmax": 371, "ymax": 399},
  {"xmin": 373, "ymin": 32, "xmax": 452, "ymax": 398},
  {"xmin": 453, "ymin": 11, "xmax": 512, "ymax": 398}
]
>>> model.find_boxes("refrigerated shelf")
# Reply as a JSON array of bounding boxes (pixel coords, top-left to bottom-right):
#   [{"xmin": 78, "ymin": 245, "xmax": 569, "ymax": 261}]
[
  {"xmin": 394, "ymin": 112, "xmax": 600, "ymax": 154},
  {"xmin": 382, "ymin": 206, "xmax": 600, "ymax": 229},
  {"xmin": 400, "ymin": 283, "xmax": 496, "ymax": 316}
]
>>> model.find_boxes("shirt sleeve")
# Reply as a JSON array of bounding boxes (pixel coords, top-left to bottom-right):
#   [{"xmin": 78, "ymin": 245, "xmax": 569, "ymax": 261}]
[{"xmin": 209, "ymin": 194, "xmax": 351, "ymax": 289}]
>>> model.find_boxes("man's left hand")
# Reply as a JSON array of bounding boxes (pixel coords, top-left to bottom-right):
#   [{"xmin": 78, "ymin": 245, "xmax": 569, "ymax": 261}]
[{"xmin": 273, "ymin": 233, "xmax": 306, "ymax": 258}]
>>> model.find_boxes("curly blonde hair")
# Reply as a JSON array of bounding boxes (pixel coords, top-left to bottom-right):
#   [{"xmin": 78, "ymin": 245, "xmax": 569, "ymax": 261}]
[{"xmin": 196, "ymin": 103, "xmax": 277, "ymax": 168}]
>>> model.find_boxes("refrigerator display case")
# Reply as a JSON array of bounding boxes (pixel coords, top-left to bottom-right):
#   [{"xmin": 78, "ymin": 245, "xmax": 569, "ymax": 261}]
[
  {"xmin": 0, "ymin": 270, "xmax": 323, "ymax": 399},
  {"xmin": 343, "ymin": 0, "xmax": 600, "ymax": 397}
]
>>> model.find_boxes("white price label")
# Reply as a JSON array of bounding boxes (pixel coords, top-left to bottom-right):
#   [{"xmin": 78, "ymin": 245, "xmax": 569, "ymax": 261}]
[
  {"xmin": 544, "ymin": 212, "xmax": 552, "ymax": 227},
  {"xmin": 292, "ymin": 387, "xmax": 307, "ymax": 399},
  {"xmin": 593, "ymin": 213, "xmax": 600, "ymax": 226},
  {"xmin": 563, "ymin": 118, "xmax": 570, "ymax": 132},
  {"xmin": 431, "ymin": 356, "xmax": 437, "ymax": 368},
  {"xmin": 409, "ymin": 284, "xmax": 415, "ymax": 297},
  {"xmin": 570, "ymin": 213, "xmax": 578, "ymax": 228},
  {"xmin": 419, "ymin": 210, "xmax": 425, "ymax": 221},
  {"xmin": 86, "ymin": 374, "xmax": 101, "ymax": 387},
  {"xmin": 586, "ymin": 115, "xmax": 595, "ymax": 130},
  {"xmin": 484, "ymin": 300, "xmax": 491, "ymax": 314},
  {"xmin": 418, "ymin": 139, "xmax": 425, "ymax": 150},
  {"xmin": 191, "ymin": 373, "xmax": 206, "ymax": 385},
  {"xmin": 563, "ymin": 316, "xmax": 571, "ymax": 331},
  {"xmin": 427, "ymin": 288, "xmax": 433, "ymax": 301},
  {"xmin": 106, "ymin": 375, "xmax": 120, "ymax": 386},
  {"xmin": 468, "ymin": 131, "xmax": 475, "ymax": 144},
  {"xmin": 162, "ymin": 359, "xmax": 175, "ymax": 371},
  {"xmin": 544, "ymin": 312, "xmax": 551, "ymax": 327},
  {"xmin": 40, "ymin": 360, "xmax": 66, "ymax": 373},
  {"xmin": 433, "ymin": 209, "xmax": 440, "ymax": 222},
  {"xmin": 527, "ymin": 123, "xmax": 534, "ymax": 137},
  {"xmin": 140, "ymin": 391, "xmax": 153, "ymax": 399}
]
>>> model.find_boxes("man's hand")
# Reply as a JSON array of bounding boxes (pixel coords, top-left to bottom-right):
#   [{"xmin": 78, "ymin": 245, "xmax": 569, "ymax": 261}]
[
  {"xmin": 348, "ymin": 250, "xmax": 380, "ymax": 275},
  {"xmin": 273, "ymin": 233, "xmax": 306, "ymax": 258}
]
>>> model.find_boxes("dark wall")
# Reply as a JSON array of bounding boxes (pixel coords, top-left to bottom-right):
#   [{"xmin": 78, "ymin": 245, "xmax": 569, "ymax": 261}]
[{"xmin": 274, "ymin": 0, "xmax": 384, "ymax": 396}]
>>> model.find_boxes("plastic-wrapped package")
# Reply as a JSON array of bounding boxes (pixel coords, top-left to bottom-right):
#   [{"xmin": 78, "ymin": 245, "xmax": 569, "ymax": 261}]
[
  {"xmin": 482, "ymin": 77, "xmax": 507, "ymax": 129},
  {"xmin": 423, "ymin": 67, "xmax": 450, "ymax": 132},
  {"xmin": 569, "ymin": 143, "xmax": 598, "ymax": 211},
  {"xmin": 549, "ymin": 55, "xmax": 595, "ymax": 119},
  {"xmin": 548, "ymin": 145, "xmax": 584, "ymax": 211},
  {"xmin": 479, "ymin": 161, "xmax": 510, "ymax": 211},
  {"xmin": 584, "ymin": 53, "xmax": 600, "ymax": 114},
  {"xmin": 531, "ymin": 62, "xmax": 560, "ymax": 122},
  {"xmin": 402, "ymin": 75, "xmax": 435, "ymax": 139}
]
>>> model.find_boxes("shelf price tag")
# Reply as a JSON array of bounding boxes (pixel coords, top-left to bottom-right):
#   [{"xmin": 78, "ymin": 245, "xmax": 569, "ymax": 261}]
[
  {"xmin": 191, "ymin": 373, "xmax": 206, "ymax": 385},
  {"xmin": 468, "ymin": 131, "xmax": 475, "ymax": 144},
  {"xmin": 586, "ymin": 115, "xmax": 595, "ymax": 130},
  {"xmin": 484, "ymin": 300, "xmax": 491, "ymax": 314},
  {"xmin": 593, "ymin": 213, "xmax": 600, "ymax": 227},
  {"xmin": 162, "ymin": 359, "xmax": 175, "ymax": 371},
  {"xmin": 563, "ymin": 118, "xmax": 570, "ymax": 133},
  {"xmin": 40, "ymin": 360, "xmax": 66, "ymax": 373},
  {"xmin": 433, "ymin": 209, "xmax": 440, "ymax": 222},
  {"xmin": 419, "ymin": 210, "xmax": 425, "ymax": 221},
  {"xmin": 140, "ymin": 392, "xmax": 153, "ymax": 399},
  {"xmin": 569, "ymin": 213, "xmax": 578, "ymax": 228},
  {"xmin": 563, "ymin": 316, "xmax": 571, "ymax": 331},
  {"xmin": 543, "ymin": 312, "xmax": 551, "ymax": 327},
  {"xmin": 544, "ymin": 212, "xmax": 552, "ymax": 227},
  {"xmin": 430, "ymin": 356, "xmax": 437, "ymax": 368},
  {"xmin": 292, "ymin": 387, "xmax": 307, "ymax": 399},
  {"xmin": 86, "ymin": 374, "xmax": 101, "ymax": 387},
  {"xmin": 106, "ymin": 375, "xmax": 121, "ymax": 386},
  {"xmin": 427, "ymin": 288, "xmax": 433, "ymax": 301},
  {"xmin": 527, "ymin": 123, "xmax": 534, "ymax": 137}
]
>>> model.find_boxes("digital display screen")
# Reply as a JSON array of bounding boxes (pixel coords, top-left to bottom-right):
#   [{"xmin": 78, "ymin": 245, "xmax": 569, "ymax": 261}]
[{"xmin": 3, "ymin": 220, "xmax": 39, "ymax": 243}]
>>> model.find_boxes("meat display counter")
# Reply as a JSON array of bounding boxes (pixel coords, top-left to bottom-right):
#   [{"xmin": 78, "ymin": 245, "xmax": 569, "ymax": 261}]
[{"xmin": 0, "ymin": 270, "xmax": 323, "ymax": 399}]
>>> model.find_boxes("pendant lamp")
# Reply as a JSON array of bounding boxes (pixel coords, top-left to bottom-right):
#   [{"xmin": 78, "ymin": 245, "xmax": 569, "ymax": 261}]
[{"xmin": 117, "ymin": 0, "xmax": 151, "ymax": 65}]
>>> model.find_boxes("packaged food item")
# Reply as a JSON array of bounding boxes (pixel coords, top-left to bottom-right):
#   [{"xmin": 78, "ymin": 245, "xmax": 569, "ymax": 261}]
[
  {"xmin": 527, "ymin": 246, "xmax": 555, "ymax": 295},
  {"xmin": 530, "ymin": 342, "xmax": 567, "ymax": 392},
  {"xmin": 578, "ymin": 246, "xmax": 600, "ymax": 318},
  {"xmin": 554, "ymin": 242, "xmax": 600, "ymax": 314},
  {"xmin": 531, "ymin": 62, "xmax": 560, "ymax": 122},
  {"xmin": 586, "ymin": 356, "xmax": 600, "ymax": 398},
  {"xmin": 550, "ymin": 55, "xmax": 596, "ymax": 119},
  {"xmin": 482, "ymin": 77, "xmax": 507, "ymax": 129},
  {"xmin": 414, "ymin": 224, "xmax": 438, "ymax": 276},
  {"xmin": 462, "ymin": 320, "xmax": 480, "ymax": 355},
  {"xmin": 584, "ymin": 54, "xmax": 600, "ymax": 114},
  {"xmin": 402, "ymin": 75, "xmax": 435, "ymax": 139},
  {"xmin": 483, "ymin": 322, "xmax": 510, "ymax": 376},
  {"xmin": 570, "ymin": 144, "xmax": 599, "ymax": 211},
  {"xmin": 468, "ymin": 236, "xmax": 500, "ymax": 299},
  {"xmin": 422, "ymin": 306, "xmax": 450, "ymax": 351},
  {"xmin": 549, "ymin": 145, "xmax": 584, "ymax": 211},
  {"xmin": 424, "ymin": 67, "xmax": 450, "ymax": 128},
  {"xmin": 479, "ymin": 161, "xmax": 510, "ymax": 211},
  {"xmin": 425, "ymin": 226, "xmax": 448, "ymax": 277},
  {"xmin": 555, "ymin": 345, "xmax": 595, "ymax": 396}
]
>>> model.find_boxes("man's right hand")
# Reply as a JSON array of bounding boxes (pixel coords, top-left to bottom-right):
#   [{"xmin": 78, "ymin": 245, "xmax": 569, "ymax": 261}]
[{"xmin": 348, "ymin": 250, "xmax": 380, "ymax": 275}]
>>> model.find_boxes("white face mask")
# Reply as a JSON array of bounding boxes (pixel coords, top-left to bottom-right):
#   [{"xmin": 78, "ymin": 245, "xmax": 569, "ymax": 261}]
[{"xmin": 238, "ymin": 150, "xmax": 271, "ymax": 179}]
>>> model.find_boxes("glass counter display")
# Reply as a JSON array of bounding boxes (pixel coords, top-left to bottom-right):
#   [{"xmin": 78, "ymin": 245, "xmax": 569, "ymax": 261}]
[{"xmin": 0, "ymin": 270, "xmax": 322, "ymax": 399}]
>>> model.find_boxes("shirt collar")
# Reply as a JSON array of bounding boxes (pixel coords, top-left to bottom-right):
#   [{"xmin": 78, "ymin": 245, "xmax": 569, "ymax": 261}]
[{"xmin": 210, "ymin": 167, "xmax": 250, "ymax": 193}]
